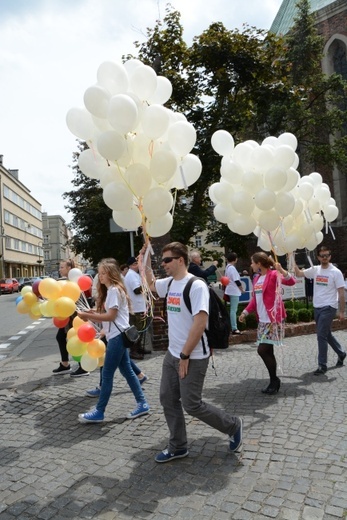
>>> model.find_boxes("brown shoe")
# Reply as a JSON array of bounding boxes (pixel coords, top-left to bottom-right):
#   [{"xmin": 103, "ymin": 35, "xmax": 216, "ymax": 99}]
[{"xmin": 130, "ymin": 351, "xmax": 144, "ymax": 360}]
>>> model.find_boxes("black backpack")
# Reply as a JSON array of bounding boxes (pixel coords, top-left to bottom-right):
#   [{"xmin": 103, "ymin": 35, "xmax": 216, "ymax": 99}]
[{"xmin": 167, "ymin": 276, "xmax": 231, "ymax": 352}]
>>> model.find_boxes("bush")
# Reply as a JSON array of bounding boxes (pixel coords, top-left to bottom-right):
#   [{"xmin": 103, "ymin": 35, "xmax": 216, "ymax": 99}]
[
  {"xmin": 286, "ymin": 308, "xmax": 298, "ymax": 323},
  {"xmin": 297, "ymin": 308, "xmax": 313, "ymax": 322}
]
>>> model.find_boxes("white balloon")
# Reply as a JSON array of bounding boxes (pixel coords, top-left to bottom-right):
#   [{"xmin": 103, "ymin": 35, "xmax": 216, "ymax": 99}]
[
  {"xmin": 143, "ymin": 187, "xmax": 173, "ymax": 219},
  {"xmin": 107, "ymin": 94, "xmax": 138, "ymax": 134},
  {"xmin": 254, "ymin": 189, "xmax": 276, "ymax": 211},
  {"xmin": 292, "ymin": 199, "xmax": 304, "ymax": 218},
  {"xmin": 312, "ymin": 213, "xmax": 324, "ymax": 232},
  {"xmin": 125, "ymin": 163, "xmax": 152, "ymax": 197},
  {"xmin": 97, "ymin": 131, "xmax": 126, "ymax": 161},
  {"xmin": 323, "ymin": 205, "xmax": 339, "ymax": 222},
  {"xmin": 275, "ymin": 192, "xmax": 295, "ymax": 217},
  {"xmin": 307, "ymin": 196, "xmax": 321, "ymax": 214},
  {"xmin": 129, "ymin": 64, "xmax": 157, "ymax": 100},
  {"xmin": 84, "ymin": 85, "xmax": 111, "ymax": 119},
  {"xmin": 112, "ymin": 207, "xmax": 142, "ymax": 230},
  {"xmin": 211, "ymin": 130, "xmax": 235, "ymax": 156},
  {"xmin": 250, "ymin": 146, "xmax": 274, "ymax": 171},
  {"xmin": 211, "ymin": 182, "xmax": 234, "ymax": 204},
  {"xmin": 220, "ymin": 160, "xmax": 243, "ymax": 184},
  {"xmin": 264, "ymin": 167, "xmax": 287, "ymax": 191},
  {"xmin": 146, "ymin": 212, "xmax": 173, "ymax": 237},
  {"xmin": 231, "ymin": 215, "xmax": 257, "ymax": 235},
  {"xmin": 99, "ymin": 164, "xmax": 125, "ymax": 188},
  {"xmin": 241, "ymin": 170, "xmax": 264, "ymax": 195},
  {"xmin": 309, "ymin": 171, "xmax": 323, "ymax": 187},
  {"xmin": 262, "ymin": 136, "xmax": 278, "ymax": 148},
  {"xmin": 68, "ymin": 268, "xmax": 83, "ymax": 282},
  {"xmin": 315, "ymin": 186, "xmax": 331, "ymax": 205},
  {"xmin": 148, "ymin": 76, "xmax": 173, "ymax": 105},
  {"xmin": 278, "ymin": 132, "xmax": 298, "ymax": 151},
  {"xmin": 316, "ymin": 231, "xmax": 324, "ymax": 245},
  {"xmin": 168, "ymin": 121, "xmax": 197, "ymax": 156},
  {"xmin": 298, "ymin": 182, "xmax": 314, "ymax": 201},
  {"xmin": 258, "ymin": 210, "xmax": 280, "ymax": 232},
  {"xmin": 281, "ymin": 167, "xmax": 300, "ymax": 192},
  {"xmin": 150, "ymin": 150, "xmax": 177, "ymax": 184},
  {"xmin": 273, "ymin": 145, "xmax": 296, "ymax": 170},
  {"xmin": 97, "ymin": 61, "xmax": 129, "ymax": 95},
  {"xmin": 172, "ymin": 154, "xmax": 202, "ymax": 189},
  {"xmin": 230, "ymin": 190, "xmax": 255, "ymax": 215},
  {"xmin": 213, "ymin": 203, "xmax": 237, "ymax": 224},
  {"xmin": 232, "ymin": 143, "xmax": 253, "ymax": 169},
  {"xmin": 123, "ymin": 58, "xmax": 143, "ymax": 74},
  {"xmin": 103, "ymin": 181, "xmax": 133, "ymax": 211},
  {"xmin": 66, "ymin": 107, "xmax": 96, "ymax": 141},
  {"xmin": 78, "ymin": 149, "xmax": 106, "ymax": 180},
  {"xmin": 142, "ymin": 104, "xmax": 170, "ymax": 139}
]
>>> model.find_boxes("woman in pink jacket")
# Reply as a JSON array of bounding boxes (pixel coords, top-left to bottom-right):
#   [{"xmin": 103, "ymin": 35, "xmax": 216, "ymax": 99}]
[{"xmin": 239, "ymin": 252, "xmax": 296, "ymax": 394}]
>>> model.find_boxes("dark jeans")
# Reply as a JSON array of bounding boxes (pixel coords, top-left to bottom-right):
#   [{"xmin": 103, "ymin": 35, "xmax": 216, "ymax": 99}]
[
  {"xmin": 56, "ymin": 327, "xmax": 68, "ymax": 362},
  {"xmin": 160, "ymin": 351, "xmax": 240, "ymax": 452},
  {"xmin": 314, "ymin": 306, "xmax": 345, "ymax": 366}
]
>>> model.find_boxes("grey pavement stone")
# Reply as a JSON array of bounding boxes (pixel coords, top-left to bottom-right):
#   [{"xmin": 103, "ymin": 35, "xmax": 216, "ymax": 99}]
[{"xmin": 1, "ymin": 326, "xmax": 347, "ymax": 519}]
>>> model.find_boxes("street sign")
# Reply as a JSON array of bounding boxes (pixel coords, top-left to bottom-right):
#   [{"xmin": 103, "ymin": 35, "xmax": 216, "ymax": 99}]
[{"xmin": 240, "ymin": 276, "xmax": 252, "ymax": 303}]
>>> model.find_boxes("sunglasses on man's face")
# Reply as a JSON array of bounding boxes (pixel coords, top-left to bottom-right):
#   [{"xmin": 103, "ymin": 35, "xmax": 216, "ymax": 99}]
[
  {"xmin": 161, "ymin": 256, "xmax": 180, "ymax": 264},
  {"xmin": 319, "ymin": 254, "xmax": 330, "ymax": 258}
]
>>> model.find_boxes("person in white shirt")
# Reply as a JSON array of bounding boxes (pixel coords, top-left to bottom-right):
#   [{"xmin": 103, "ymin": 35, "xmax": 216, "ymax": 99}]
[
  {"xmin": 124, "ymin": 256, "xmax": 149, "ymax": 360},
  {"xmin": 144, "ymin": 241, "xmax": 243, "ymax": 463},
  {"xmin": 224, "ymin": 252, "xmax": 244, "ymax": 335},
  {"xmin": 294, "ymin": 246, "xmax": 346, "ymax": 375}
]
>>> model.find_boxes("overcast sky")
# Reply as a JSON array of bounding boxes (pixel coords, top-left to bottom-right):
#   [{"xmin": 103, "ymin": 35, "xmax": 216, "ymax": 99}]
[{"xmin": 0, "ymin": 0, "xmax": 282, "ymax": 223}]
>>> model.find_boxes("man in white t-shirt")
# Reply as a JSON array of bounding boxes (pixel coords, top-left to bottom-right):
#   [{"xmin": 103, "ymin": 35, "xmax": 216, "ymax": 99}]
[
  {"xmin": 294, "ymin": 246, "xmax": 346, "ymax": 375},
  {"xmin": 144, "ymin": 241, "xmax": 242, "ymax": 463},
  {"xmin": 124, "ymin": 257, "xmax": 148, "ymax": 360}
]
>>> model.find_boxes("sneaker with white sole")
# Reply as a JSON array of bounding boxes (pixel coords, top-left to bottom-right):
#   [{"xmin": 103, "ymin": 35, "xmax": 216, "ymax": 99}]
[
  {"xmin": 155, "ymin": 448, "xmax": 189, "ymax": 463},
  {"xmin": 52, "ymin": 363, "xmax": 71, "ymax": 375},
  {"xmin": 85, "ymin": 387, "xmax": 101, "ymax": 398},
  {"xmin": 70, "ymin": 366, "xmax": 90, "ymax": 377},
  {"xmin": 229, "ymin": 418, "xmax": 243, "ymax": 453},
  {"xmin": 78, "ymin": 408, "xmax": 104, "ymax": 423},
  {"xmin": 126, "ymin": 402, "xmax": 150, "ymax": 419}
]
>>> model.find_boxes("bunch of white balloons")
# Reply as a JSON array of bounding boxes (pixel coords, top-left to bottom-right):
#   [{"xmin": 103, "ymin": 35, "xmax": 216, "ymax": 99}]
[
  {"xmin": 66, "ymin": 59, "xmax": 202, "ymax": 237},
  {"xmin": 209, "ymin": 130, "xmax": 339, "ymax": 255}
]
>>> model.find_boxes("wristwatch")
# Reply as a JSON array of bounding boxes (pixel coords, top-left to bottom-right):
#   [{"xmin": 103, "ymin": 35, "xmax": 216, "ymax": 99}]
[{"xmin": 180, "ymin": 352, "xmax": 190, "ymax": 360}]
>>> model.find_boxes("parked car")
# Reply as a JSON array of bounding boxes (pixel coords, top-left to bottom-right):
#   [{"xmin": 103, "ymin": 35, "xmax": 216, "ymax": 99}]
[
  {"xmin": 0, "ymin": 278, "xmax": 20, "ymax": 294},
  {"xmin": 17, "ymin": 277, "xmax": 32, "ymax": 291}
]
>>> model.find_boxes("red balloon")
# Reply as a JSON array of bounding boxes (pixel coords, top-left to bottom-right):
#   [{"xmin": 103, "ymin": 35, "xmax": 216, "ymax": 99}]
[
  {"xmin": 32, "ymin": 280, "xmax": 42, "ymax": 297},
  {"xmin": 77, "ymin": 275, "xmax": 92, "ymax": 292},
  {"xmin": 220, "ymin": 276, "xmax": 230, "ymax": 287},
  {"xmin": 77, "ymin": 323, "xmax": 96, "ymax": 343},
  {"xmin": 53, "ymin": 317, "xmax": 70, "ymax": 328}
]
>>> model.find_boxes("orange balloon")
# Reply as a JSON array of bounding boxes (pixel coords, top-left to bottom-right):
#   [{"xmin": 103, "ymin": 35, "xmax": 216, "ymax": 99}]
[
  {"xmin": 53, "ymin": 317, "xmax": 70, "ymax": 328},
  {"xmin": 17, "ymin": 300, "xmax": 30, "ymax": 314},
  {"xmin": 77, "ymin": 323, "xmax": 96, "ymax": 343},
  {"xmin": 53, "ymin": 297, "xmax": 76, "ymax": 318},
  {"xmin": 61, "ymin": 281, "xmax": 81, "ymax": 302},
  {"xmin": 73, "ymin": 316, "xmax": 85, "ymax": 330},
  {"xmin": 87, "ymin": 339, "xmax": 106, "ymax": 359},
  {"xmin": 77, "ymin": 275, "xmax": 92, "ymax": 292},
  {"xmin": 39, "ymin": 278, "xmax": 62, "ymax": 300}
]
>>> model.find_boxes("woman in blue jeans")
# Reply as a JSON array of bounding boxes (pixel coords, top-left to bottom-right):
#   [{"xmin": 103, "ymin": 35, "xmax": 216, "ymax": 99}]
[{"xmin": 77, "ymin": 260, "xmax": 150, "ymax": 423}]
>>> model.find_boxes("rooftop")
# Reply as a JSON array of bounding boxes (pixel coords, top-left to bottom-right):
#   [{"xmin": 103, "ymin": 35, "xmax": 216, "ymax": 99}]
[{"xmin": 270, "ymin": 0, "xmax": 337, "ymax": 35}]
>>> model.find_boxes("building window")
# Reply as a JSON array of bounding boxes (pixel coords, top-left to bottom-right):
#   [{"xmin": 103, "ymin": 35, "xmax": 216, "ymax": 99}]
[
  {"xmin": 195, "ymin": 235, "xmax": 202, "ymax": 248},
  {"xmin": 14, "ymin": 239, "xmax": 20, "ymax": 250}
]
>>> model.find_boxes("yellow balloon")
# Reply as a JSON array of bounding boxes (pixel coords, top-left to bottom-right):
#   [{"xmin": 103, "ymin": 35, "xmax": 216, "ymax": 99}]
[
  {"xmin": 61, "ymin": 281, "xmax": 81, "ymax": 302},
  {"xmin": 87, "ymin": 339, "xmax": 106, "ymax": 359},
  {"xmin": 57, "ymin": 280, "xmax": 67, "ymax": 288},
  {"xmin": 29, "ymin": 311, "xmax": 41, "ymax": 320},
  {"xmin": 31, "ymin": 303, "xmax": 42, "ymax": 317},
  {"xmin": 67, "ymin": 327, "xmax": 77, "ymax": 339},
  {"xmin": 73, "ymin": 316, "xmax": 85, "ymax": 330},
  {"xmin": 54, "ymin": 297, "xmax": 76, "ymax": 318},
  {"xmin": 17, "ymin": 300, "xmax": 30, "ymax": 314},
  {"xmin": 23, "ymin": 292, "xmax": 38, "ymax": 307},
  {"xmin": 40, "ymin": 300, "xmax": 54, "ymax": 317},
  {"xmin": 39, "ymin": 278, "xmax": 62, "ymax": 300},
  {"xmin": 46, "ymin": 299, "xmax": 57, "ymax": 317},
  {"xmin": 67, "ymin": 336, "xmax": 88, "ymax": 357},
  {"xmin": 98, "ymin": 355, "xmax": 105, "ymax": 367},
  {"xmin": 21, "ymin": 286, "xmax": 32, "ymax": 297}
]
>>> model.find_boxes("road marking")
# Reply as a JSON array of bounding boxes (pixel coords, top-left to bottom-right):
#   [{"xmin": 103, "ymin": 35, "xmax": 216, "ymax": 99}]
[
  {"xmin": 0, "ymin": 343, "xmax": 11, "ymax": 349},
  {"xmin": 17, "ymin": 331, "xmax": 28, "ymax": 335},
  {"xmin": 9, "ymin": 336, "xmax": 21, "ymax": 340}
]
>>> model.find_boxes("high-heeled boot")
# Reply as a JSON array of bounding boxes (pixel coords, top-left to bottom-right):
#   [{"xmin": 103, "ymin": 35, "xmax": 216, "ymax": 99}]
[{"xmin": 261, "ymin": 377, "xmax": 281, "ymax": 394}]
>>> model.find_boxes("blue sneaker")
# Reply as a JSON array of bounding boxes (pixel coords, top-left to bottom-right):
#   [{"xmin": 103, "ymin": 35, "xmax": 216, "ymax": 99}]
[
  {"xmin": 78, "ymin": 408, "xmax": 104, "ymax": 423},
  {"xmin": 155, "ymin": 448, "xmax": 189, "ymax": 463},
  {"xmin": 85, "ymin": 387, "xmax": 101, "ymax": 398},
  {"xmin": 139, "ymin": 375, "xmax": 148, "ymax": 385},
  {"xmin": 229, "ymin": 419, "xmax": 243, "ymax": 453},
  {"xmin": 127, "ymin": 402, "xmax": 150, "ymax": 419}
]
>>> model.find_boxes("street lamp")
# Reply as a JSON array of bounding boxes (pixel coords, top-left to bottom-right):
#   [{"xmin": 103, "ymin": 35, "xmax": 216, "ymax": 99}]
[
  {"xmin": 37, "ymin": 241, "xmax": 43, "ymax": 275},
  {"xmin": 0, "ymin": 226, "xmax": 5, "ymax": 278}
]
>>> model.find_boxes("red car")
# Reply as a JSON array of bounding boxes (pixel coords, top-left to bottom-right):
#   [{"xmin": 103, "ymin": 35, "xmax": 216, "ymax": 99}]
[{"xmin": 0, "ymin": 278, "xmax": 20, "ymax": 294}]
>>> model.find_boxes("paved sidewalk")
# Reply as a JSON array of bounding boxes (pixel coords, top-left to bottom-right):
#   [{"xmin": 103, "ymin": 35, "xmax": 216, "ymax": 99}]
[{"xmin": 0, "ymin": 325, "xmax": 347, "ymax": 520}]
